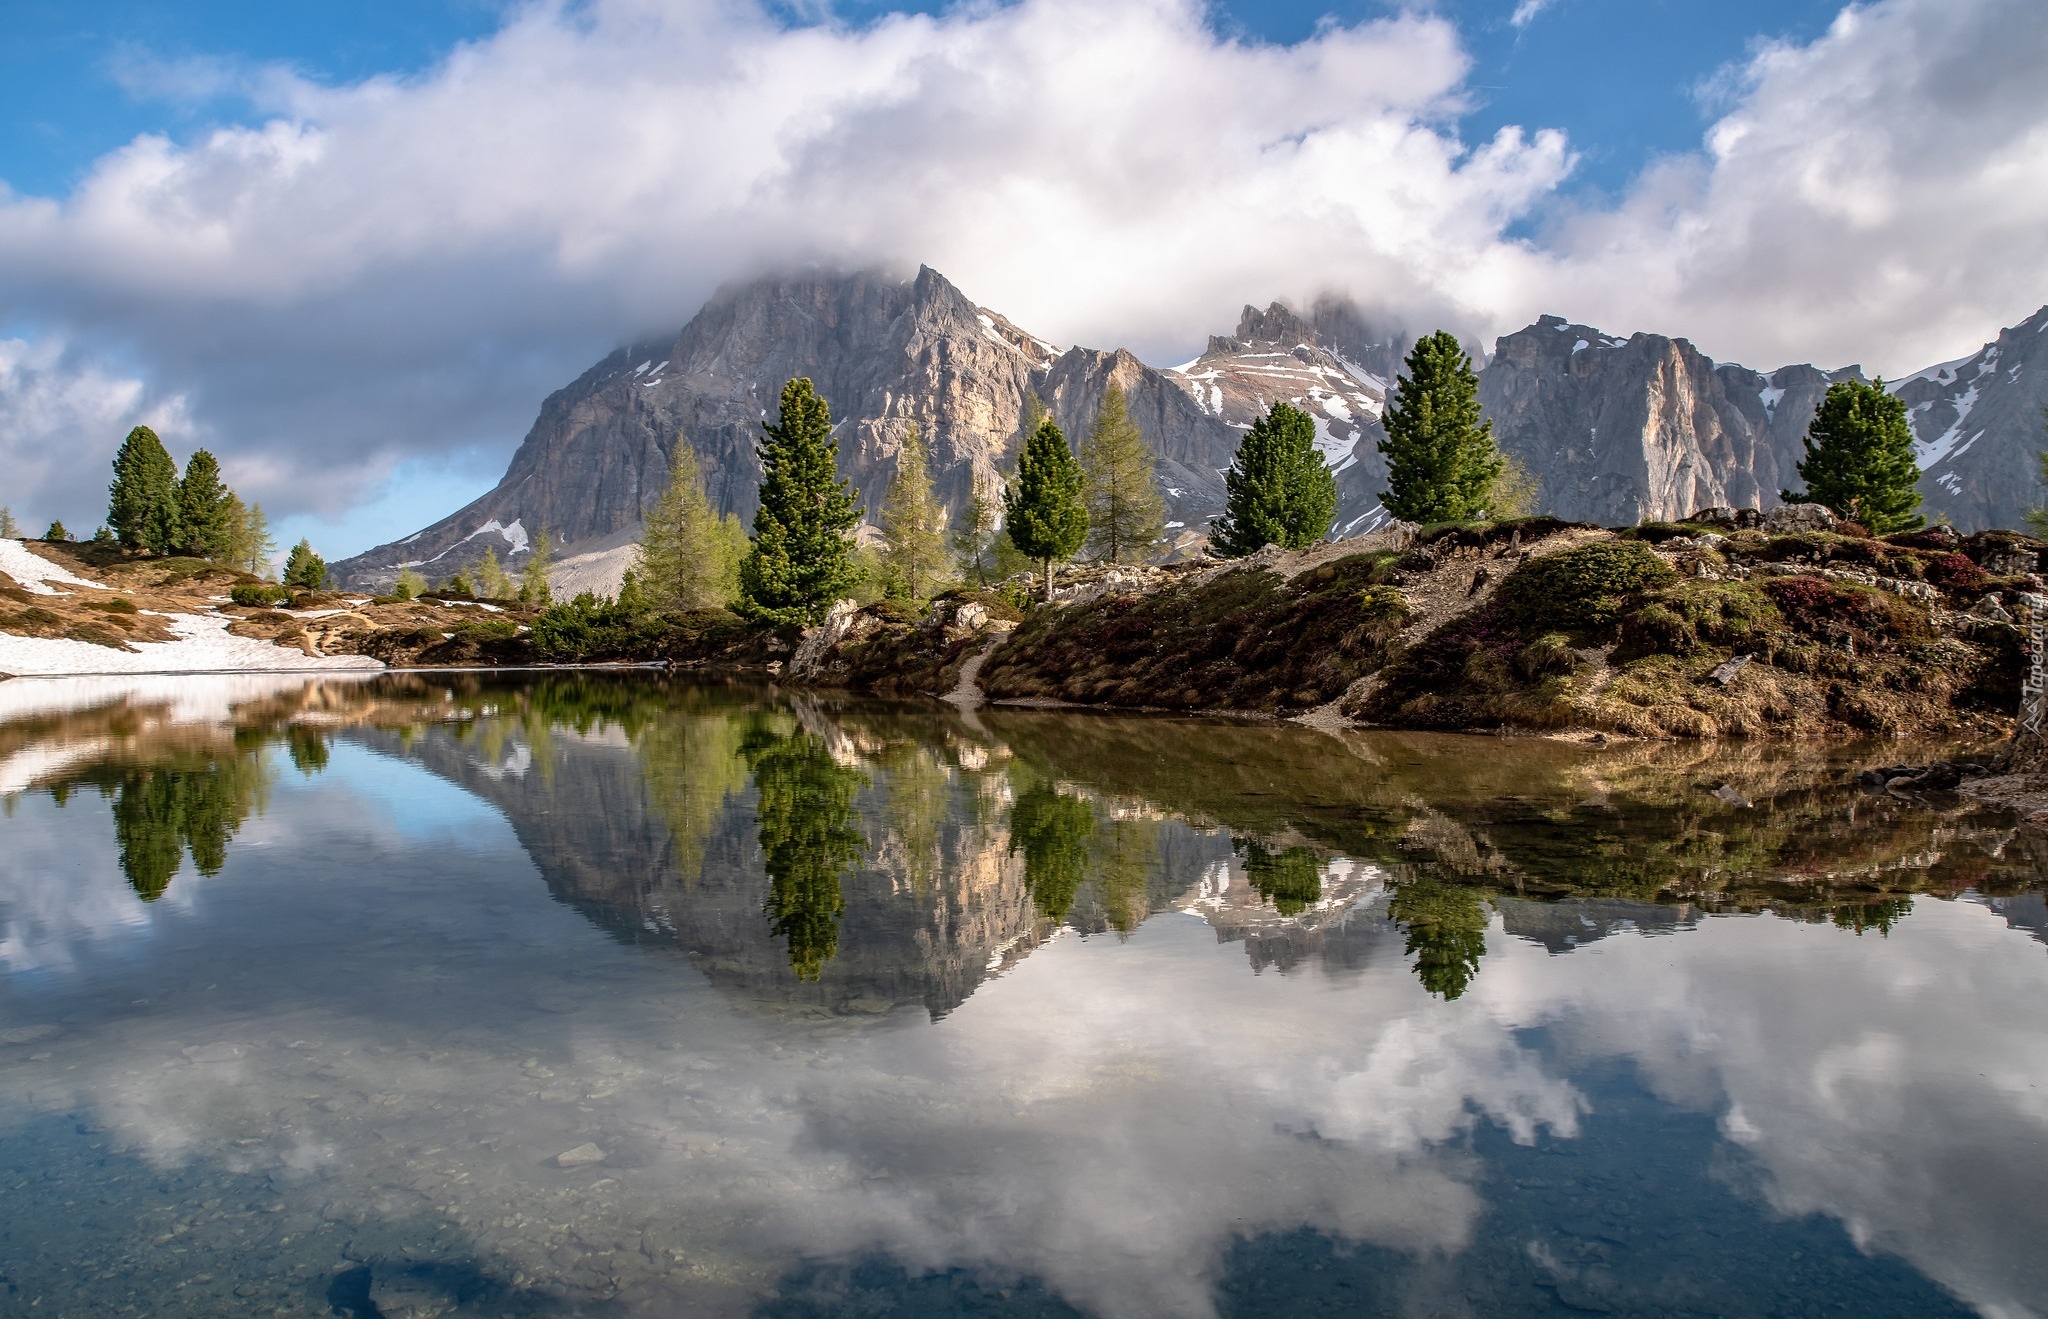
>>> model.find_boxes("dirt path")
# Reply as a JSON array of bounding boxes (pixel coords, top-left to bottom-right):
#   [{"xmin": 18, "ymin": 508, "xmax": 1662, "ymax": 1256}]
[
  {"xmin": 942, "ymin": 631, "xmax": 1011, "ymax": 709},
  {"xmin": 1293, "ymin": 527, "xmax": 1610, "ymax": 730}
]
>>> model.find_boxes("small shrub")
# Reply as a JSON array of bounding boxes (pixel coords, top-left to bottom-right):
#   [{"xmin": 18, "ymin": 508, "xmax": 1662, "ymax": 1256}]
[
  {"xmin": 1493, "ymin": 540, "xmax": 1675, "ymax": 635},
  {"xmin": 230, "ymin": 582, "xmax": 293, "ymax": 608},
  {"xmin": 86, "ymin": 597, "xmax": 138, "ymax": 614},
  {"xmin": 1923, "ymin": 552, "xmax": 1988, "ymax": 593},
  {"xmin": 1514, "ymin": 632, "xmax": 1578, "ymax": 680}
]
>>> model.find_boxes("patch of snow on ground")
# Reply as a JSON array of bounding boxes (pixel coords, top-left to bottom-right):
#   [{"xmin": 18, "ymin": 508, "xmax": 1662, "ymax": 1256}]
[
  {"xmin": 1914, "ymin": 384, "xmax": 1981, "ymax": 466},
  {"xmin": 1896, "ymin": 350, "xmax": 1980, "ymax": 389},
  {"xmin": 499, "ymin": 519, "xmax": 530, "ymax": 555},
  {"xmin": 0, "ymin": 540, "xmax": 107, "ymax": 596},
  {"xmin": 1572, "ymin": 340, "xmax": 1589, "ymax": 354},
  {"xmin": 0, "ymin": 614, "xmax": 383, "ymax": 677},
  {"xmin": 1759, "ymin": 387, "xmax": 1786, "ymax": 414}
]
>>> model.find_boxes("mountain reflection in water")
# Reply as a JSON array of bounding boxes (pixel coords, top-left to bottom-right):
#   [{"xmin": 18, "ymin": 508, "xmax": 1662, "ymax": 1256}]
[{"xmin": 0, "ymin": 672, "xmax": 2044, "ymax": 1318}]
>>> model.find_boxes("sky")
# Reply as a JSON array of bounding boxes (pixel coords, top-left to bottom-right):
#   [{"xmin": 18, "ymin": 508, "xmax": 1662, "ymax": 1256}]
[{"xmin": 1, "ymin": 0, "xmax": 2043, "ymax": 559}]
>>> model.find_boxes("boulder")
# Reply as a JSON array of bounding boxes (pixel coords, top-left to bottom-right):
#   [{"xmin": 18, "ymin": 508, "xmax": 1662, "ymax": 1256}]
[{"xmin": 1765, "ymin": 503, "xmax": 1837, "ymax": 534}]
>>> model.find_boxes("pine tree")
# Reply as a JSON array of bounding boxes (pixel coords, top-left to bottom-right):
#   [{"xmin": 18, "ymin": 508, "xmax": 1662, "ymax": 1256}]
[
  {"xmin": 519, "ymin": 528, "xmax": 554, "ymax": 604},
  {"xmin": 44, "ymin": 521, "xmax": 69, "ymax": 542},
  {"xmin": 877, "ymin": 423, "xmax": 949, "ymax": 601},
  {"xmin": 1004, "ymin": 415, "xmax": 1089, "ymax": 601},
  {"xmin": 282, "ymin": 539, "xmax": 326, "ymax": 590},
  {"xmin": 1080, "ymin": 385, "xmax": 1166, "ymax": 563},
  {"xmin": 175, "ymin": 449, "xmax": 233, "ymax": 558},
  {"xmin": 394, "ymin": 566, "xmax": 427, "ymax": 599},
  {"xmin": 1378, "ymin": 331, "xmax": 1502, "ymax": 524},
  {"xmin": 108, "ymin": 425, "xmax": 182, "ymax": 553},
  {"xmin": 640, "ymin": 442, "xmax": 744, "ymax": 612},
  {"xmin": 1210, "ymin": 402, "xmax": 1338, "ymax": 557},
  {"xmin": 739, "ymin": 378, "xmax": 862, "ymax": 626},
  {"xmin": 1782, "ymin": 378, "xmax": 1924, "ymax": 533}
]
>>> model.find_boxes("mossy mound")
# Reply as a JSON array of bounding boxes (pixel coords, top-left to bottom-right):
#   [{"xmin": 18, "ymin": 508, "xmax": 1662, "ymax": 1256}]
[
  {"xmin": 980, "ymin": 551, "xmax": 1408, "ymax": 712},
  {"xmin": 1362, "ymin": 537, "xmax": 2014, "ymax": 738}
]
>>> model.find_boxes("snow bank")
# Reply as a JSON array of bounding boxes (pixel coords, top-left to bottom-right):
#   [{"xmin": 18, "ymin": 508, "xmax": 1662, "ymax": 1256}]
[
  {"xmin": 0, "ymin": 539, "xmax": 107, "ymax": 595},
  {"xmin": 0, "ymin": 613, "xmax": 383, "ymax": 678}
]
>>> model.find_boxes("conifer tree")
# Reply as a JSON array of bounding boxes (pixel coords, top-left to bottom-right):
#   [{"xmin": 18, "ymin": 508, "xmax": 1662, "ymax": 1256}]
[
  {"xmin": 474, "ymin": 544, "xmax": 514, "ymax": 600},
  {"xmin": 1782, "ymin": 379, "xmax": 1924, "ymax": 533},
  {"xmin": 1009, "ymin": 783, "xmax": 1095, "ymax": 922},
  {"xmin": 519, "ymin": 528, "xmax": 554, "ymax": 604},
  {"xmin": 108, "ymin": 425, "xmax": 182, "ymax": 553},
  {"xmin": 739, "ymin": 378, "xmax": 863, "ymax": 626},
  {"xmin": 0, "ymin": 507, "xmax": 17, "ymax": 538},
  {"xmin": 394, "ymin": 566, "xmax": 427, "ymax": 599},
  {"xmin": 952, "ymin": 491, "xmax": 1001, "ymax": 588},
  {"xmin": 1378, "ymin": 331, "xmax": 1502, "ymax": 524},
  {"xmin": 1210, "ymin": 402, "xmax": 1337, "ymax": 557},
  {"xmin": 220, "ymin": 498, "xmax": 274, "ymax": 577},
  {"xmin": 175, "ymin": 449, "xmax": 233, "ymax": 558},
  {"xmin": 1004, "ymin": 415, "xmax": 1089, "ymax": 601},
  {"xmin": 877, "ymin": 423, "xmax": 949, "ymax": 601},
  {"xmin": 640, "ymin": 442, "xmax": 744, "ymax": 612},
  {"xmin": 1080, "ymin": 385, "xmax": 1166, "ymax": 563},
  {"xmin": 44, "ymin": 521, "xmax": 69, "ymax": 542},
  {"xmin": 282, "ymin": 539, "xmax": 326, "ymax": 590}
]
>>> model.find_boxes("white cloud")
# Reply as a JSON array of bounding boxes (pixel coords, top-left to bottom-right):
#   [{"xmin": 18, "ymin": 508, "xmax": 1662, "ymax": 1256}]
[
  {"xmin": 1509, "ymin": 0, "xmax": 1554, "ymax": 31},
  {"xmin": 0, "ymin": 336, "xmax": 193, "ymax": 533},
  {"xmin": 0, "ymin": 0, "xmax": 2042, "ymax": 549}
]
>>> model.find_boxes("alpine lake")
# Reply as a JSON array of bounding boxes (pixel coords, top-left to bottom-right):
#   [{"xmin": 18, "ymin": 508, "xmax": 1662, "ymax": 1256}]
[{"xmin": 2, "ymin": 672, "xmax": 2046, "ymax": 1319}]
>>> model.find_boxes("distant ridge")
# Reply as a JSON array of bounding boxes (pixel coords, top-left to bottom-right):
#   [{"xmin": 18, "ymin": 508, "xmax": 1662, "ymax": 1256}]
[{"xmin": 331, "ymin": 269, "xmax": 2048, "ymax": 592}]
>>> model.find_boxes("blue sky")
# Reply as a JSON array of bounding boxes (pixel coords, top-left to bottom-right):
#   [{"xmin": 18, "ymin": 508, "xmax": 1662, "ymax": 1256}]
[{"xmin": 2, "ymin": 0, "xmax": 2039, "ymax": 559}]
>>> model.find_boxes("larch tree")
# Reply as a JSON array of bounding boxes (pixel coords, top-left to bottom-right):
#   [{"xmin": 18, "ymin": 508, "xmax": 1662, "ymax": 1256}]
[
  {"xmin": 1080, "ymin": 385, "xmax": 1166, "ymax": 563},
  {"xmin": 219, "ymin": 496, "xmax": 274, "ymax": 576},
  {"xmin": 0, "ymin": 508, "xmax": 17, "ymax": 538},
  {"xmin": 174, "ymin": 449, "xmax": 233, "ymax": 559},
  {"xmin": 1378, "ymin": 331, "xmax": 1502, "ymax": 524},
  {"xmin": 739, "ymin": 378, "xmax": 863, "ymax": 626},
  {"xmin": 519, "ymin": 528, "xmax": 555, "ymax": 604},
  {"xmin": 1004, "ymin": 415, "xmax": 1089, "ymax": 601},
  {"xmin": 1210, "ymin": 402, "xmax": 1337, "ymax": 557},
  {"xmin": 1782, "ymin": 378, "xmax": 1924, "ymax": 533},
  {"xmin": 108, "ymin": 425, "xmax": 182, "ymax": 553},
  {"xmin": 952, "ymin": 490, "xmax": 1002, "ymax": 588},
  {"xmin": 639, "ymin": 441, "xmax": 745, "ymax": 612},
  {"xmin": 877, "ymin": 423, "xmax": 950, "ymax": 602},
  {"xmin": 474, "ymin": 545, "xmax": 515, "ymax": 599}
]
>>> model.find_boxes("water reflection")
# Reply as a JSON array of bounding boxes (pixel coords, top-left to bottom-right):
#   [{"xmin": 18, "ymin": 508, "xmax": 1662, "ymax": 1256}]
[
  {"xmin": 1, "ymin": 673, "xmax": 2045, "ymax": 1317},
  {"xmin": 742, "ymin": 719, "xmax": 867, "ymax": 981}
]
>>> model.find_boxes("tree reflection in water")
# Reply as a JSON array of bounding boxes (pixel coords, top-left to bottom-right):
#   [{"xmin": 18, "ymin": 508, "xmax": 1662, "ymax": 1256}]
[
  {"xmin": 742, "ymin": 723, "xmax": 868, "ymax": 981},
  {"xmin": 1008, "ymin": 783, "xmax": 1094, "ymax": 922},
  {"xmin": 107, "ymin": 754, "xmax": 276, "ymax": 900},
  {"xmin": 1241, "ymin": 841, "xmax": 1322, "ymax": 916},
  {"xmin": 1387, "ymin": 879, "xmax": 1491, "ymax": 1000}
]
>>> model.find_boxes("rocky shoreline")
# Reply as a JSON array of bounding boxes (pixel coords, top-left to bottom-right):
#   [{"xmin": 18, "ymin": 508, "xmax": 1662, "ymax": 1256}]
[{"xmin": 7, "ymin": 510, "xmax": 2046, "ymax": 753}]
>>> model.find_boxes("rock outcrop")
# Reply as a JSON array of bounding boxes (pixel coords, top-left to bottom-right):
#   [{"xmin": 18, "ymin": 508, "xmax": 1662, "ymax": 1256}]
[{"xmin": 1477, "ymin": 315, "xmax": 1864, "ymax": 528}]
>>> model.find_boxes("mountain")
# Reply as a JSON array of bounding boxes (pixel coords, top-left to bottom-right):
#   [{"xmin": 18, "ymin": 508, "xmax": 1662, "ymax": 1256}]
[
  {"xmin": 1163, "ymin": 301, "xmax": 1406, "ymax": 537},
  {"xmin": 1894, "ymin": 304, "xmax": 2048, "ymax": 530},
  {"xmin": 1477, "ymin": 316, "xmax": 1864, "ymax": 527},
  {"xmin": 331, "ymin": 266, "xmax": 1241, "ymax": 591},
  {"xmin": 330, "ymin": 269, "xmax": 2048, "ymax": 590}
]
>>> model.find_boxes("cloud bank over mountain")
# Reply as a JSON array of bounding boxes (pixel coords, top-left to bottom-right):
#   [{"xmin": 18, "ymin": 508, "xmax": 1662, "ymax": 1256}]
[{"xmin": 0, "ymin": 0, "xmax": 2043, "ymax": 545}]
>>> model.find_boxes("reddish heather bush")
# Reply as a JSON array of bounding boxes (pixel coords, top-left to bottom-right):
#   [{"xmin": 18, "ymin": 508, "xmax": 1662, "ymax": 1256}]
[{"xmin": 1923, "ymin": 552, "xmax": 1989, "ymax": 593}]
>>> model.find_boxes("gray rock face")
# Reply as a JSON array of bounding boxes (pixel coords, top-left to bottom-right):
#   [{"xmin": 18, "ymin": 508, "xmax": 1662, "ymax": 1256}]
[
  {"xmin": 1893, "ymin": 304, "xmax": 2048, "ymax": 532},
  {"xmin": 1477, "ymin": 315, "xmax": 1865, "ymax": 527}
]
